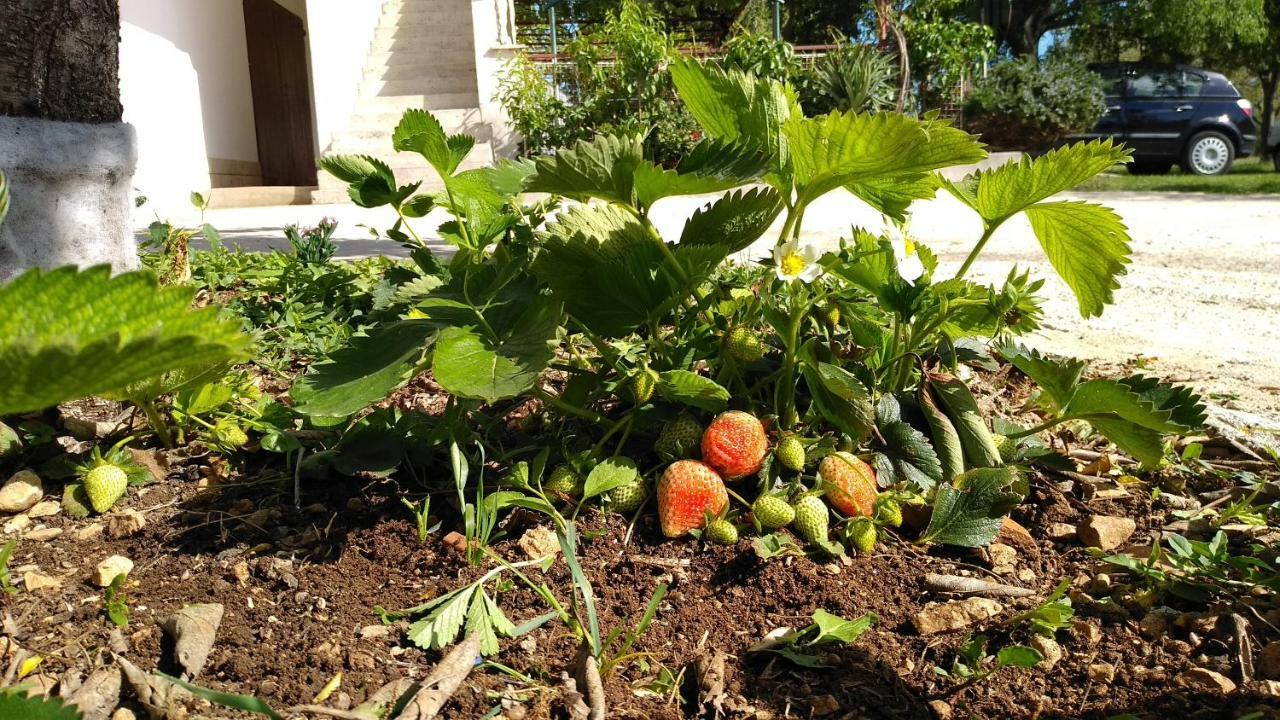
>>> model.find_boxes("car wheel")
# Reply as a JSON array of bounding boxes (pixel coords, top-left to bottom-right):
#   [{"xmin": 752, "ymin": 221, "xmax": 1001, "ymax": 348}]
[
  {"xmin": 1127, "ymin": 162, "xmax": 1172, "ymax": 175},
  {"xmin": 1183, "ymin": 131, "xmax": 1234, "ymax": 176}
]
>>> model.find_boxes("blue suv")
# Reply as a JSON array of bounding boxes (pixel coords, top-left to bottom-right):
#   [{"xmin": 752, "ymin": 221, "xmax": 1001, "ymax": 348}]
[{"xmin": 1075, "ymin": 63, "xmax": 1257, "ymax": 175}]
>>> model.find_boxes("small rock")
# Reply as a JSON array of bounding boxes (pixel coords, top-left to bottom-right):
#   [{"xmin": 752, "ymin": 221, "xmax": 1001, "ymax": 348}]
[
  {"xmin": 928, "ymin": 700, "xmax": 952, "ymax": 720},
  {"xmin": 988, "ymin": 542, "xmax": 1017, "ymax": 565},
  {"xmin": 1245, "ymin": 680, "xmax": 1280, "ymax": 697},
  {"xmin": 912, "ymin": 598, "xmax": 1004, "ymax": 635},
  {"xmin": 77, "ymin": 524, "xmax": 104, "ymax": 541},
  {"xmin": 0, "ymin": 470, "xmax": 44, "ymax": 513},
  {"xmin": 517, "ymin": 525, "xmax": 560, "ymax": 560},
  {"xmin": 1077, "ymin": 515, "xmax": 1136, "ymax": 551},
  {"xmin": 1259, "ymin": 641, "xmax": 1280, "ymax": 680},
  {"xmin": 3, "ymin": 515, "xmax": 29, "ymax": 534},
  {"xmin": 1179, "ymin": 667, "xmax": 1237, "ymax": 694},
  {"xmin": 230, "ymin": 560, "xmax": 250, "ymax": 586},
  {"xmin": 1030, "ymin": 635, "xmax": 1062, "ymax": 670},
  {"xmin": 359, "ymin": 624, "xmax": 391, "ymax": 639},
  {"xmin": 93, "ymin": 555, "xmax": 134, "ymax": 587},
  {"xmin": 1088, "ymin": 663, "xmax": 1116, "ymax": 684},
  {"xmin": 111, "ymin": 709, "xmax": 137, "ymax": 720},
  {"xmin": 1017, "ymin": 568, "xmax": 1037, "ymax": 583},
  {"xmin": 26, "ymin": 527, "xmax": 62, "ymax": 541},
  {"xmin": 348, "ymin": 649, "xmax": 376, "ymax": 672},
  {"xmin": 1139, "ymin": 608, "xmax": 1178, "ymax": 639},
  {"xmin": 22, "ymin": 571, "xmax": 61, "ymax": 592},
  {"xmin": 1047, "ymin": 522, "xmax": 1077, "ymax": 541},
  {"xmin": 27, "ymin": 500, "xmax": 59, "ymax": 519},
  {"xmin": 1070, "ymin": 619, "xmax": 1102, "ymax": 647},
  {"xmin": 107, "ymin": 509, "xmax": 146, "ymax": 538},
  {"xmin": 809, "ymin": 695, "xmax": 839, "ymax": 716}
]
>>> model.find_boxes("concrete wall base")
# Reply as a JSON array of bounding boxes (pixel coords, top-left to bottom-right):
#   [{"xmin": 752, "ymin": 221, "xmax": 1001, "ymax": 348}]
[{"xmin": 0, "ymin": 117, "xmax": 139, "ymax": 283}]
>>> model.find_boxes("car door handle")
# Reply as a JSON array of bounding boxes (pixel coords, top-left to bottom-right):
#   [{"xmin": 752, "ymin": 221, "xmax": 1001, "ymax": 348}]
[
  {"xmin": 1175, "ymin": 104, "xmax": 1194, "ymax": 112},
  {"xmin": 1107, "ymin": 105, "xmax": 1122, "ymax": 112}
]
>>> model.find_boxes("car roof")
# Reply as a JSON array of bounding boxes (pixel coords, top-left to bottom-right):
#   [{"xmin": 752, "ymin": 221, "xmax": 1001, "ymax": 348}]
[{"xmin": 1088, "ymin": 62, "xmax": 1226, "ymax": 80}]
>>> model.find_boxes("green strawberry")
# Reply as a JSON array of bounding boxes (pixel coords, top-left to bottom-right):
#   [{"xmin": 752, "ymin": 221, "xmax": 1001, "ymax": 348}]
[
  {"xmin": 752, "ymin": 494, "xmax": 795, "ymax": 529},
  {"xmin": 792, "ymin": 495, "xmax": 829, "ymax": 544},
  {"xmin": 847, "ymin": 517, "xmax": 877, "ymax": 556},
  {"xmin": 83, "ymin": 463, "xmax": 128, "ymax": 514},
  {"xmin": 873, "ymin": 496, "xmax": 903, "ymax": 528},
  {"xmin": 724, "ymin": 326, "xmax": 766, "ymax": 363},
  {"xmin": 629, "ymin": 369, "xmax": 657, "ymax": 405},
  {"xmin": 817, "ymin": 302, "xmax": 841, "ymax": 328},
  {"xmin": 705, "ymin": 518, "xmax": 739, "ymax": 545},
  {"xmin": 212, "ymin": 420, "xmax": 249, "ymax": 449},
  {"xmin": 775, "ymin": 435, "xmax": 806, "ymax": 472},
  {"xmin": 604, "ymin": 477, "xmax": 648, "ymax": 513},
  {"xmin": 654, "ymin": 414, "xmax": 702, "ymax": 460},
  {"xmin": 993, "ymin": 434, "xmax": 1017, "ymax": 463},
  {"xmin": 545, "ymin": 464, "xmax": 583, "ymax": 498}
]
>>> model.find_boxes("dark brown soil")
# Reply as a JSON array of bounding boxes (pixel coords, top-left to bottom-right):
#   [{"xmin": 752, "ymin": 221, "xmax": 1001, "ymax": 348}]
[{"xmin": 6, "ymin": 448, "xmax": 1280, "ymax": 720}]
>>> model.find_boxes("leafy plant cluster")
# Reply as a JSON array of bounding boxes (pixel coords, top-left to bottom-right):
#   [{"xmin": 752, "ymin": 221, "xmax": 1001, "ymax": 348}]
[{"xmin": 964, "ymin": 56, "xmax": 1108, "ymax": 151}]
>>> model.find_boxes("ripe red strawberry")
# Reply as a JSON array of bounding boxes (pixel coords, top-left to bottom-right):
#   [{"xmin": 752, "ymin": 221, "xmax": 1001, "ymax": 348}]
[
  {"xmin": 701, "ymin": 411, "xmax": 768, "ymax": 480},
  {"xmin": 818, "ymin": 452, "xmax": 878, "ymax": 517},
  {"xmin": 656, "ymin": 460, "xmax": 727, "ymax": 538}
]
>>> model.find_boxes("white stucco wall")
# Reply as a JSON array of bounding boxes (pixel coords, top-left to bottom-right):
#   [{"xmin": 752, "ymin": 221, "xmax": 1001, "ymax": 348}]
[
  {"xmin": 120, "ymin": 0, "xmax": 260, "ymax": 216},
  {"xmin": 307, "ymin": 0, "xmax": 388, "ymax": 153}
]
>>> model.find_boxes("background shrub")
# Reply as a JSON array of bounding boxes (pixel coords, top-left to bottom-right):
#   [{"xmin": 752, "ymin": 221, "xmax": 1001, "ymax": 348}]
[{"xmin": 964, "ymin": 58, "xmax": 1106, "ymax": 150}]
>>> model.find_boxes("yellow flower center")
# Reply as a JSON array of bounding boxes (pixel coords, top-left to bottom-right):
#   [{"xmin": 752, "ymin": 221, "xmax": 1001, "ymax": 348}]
[
  {"xmin": 780, "ymin": 251, "xmax": 807, "ymax": 277},
  {"xmin": 903, "ymin": 237, "xmax": 916, "ymax": 256}
]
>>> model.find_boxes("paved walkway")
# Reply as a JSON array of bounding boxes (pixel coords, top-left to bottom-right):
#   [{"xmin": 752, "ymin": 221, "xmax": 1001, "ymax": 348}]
[{"xmin": 150, "ymin": 189, "xmax": 1280, "ymax": 445}]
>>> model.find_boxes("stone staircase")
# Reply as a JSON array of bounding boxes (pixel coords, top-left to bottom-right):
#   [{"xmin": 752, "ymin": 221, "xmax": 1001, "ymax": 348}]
[{"xmin": 312, "ymin": 0, "xmax": 498, "ymax": 204}]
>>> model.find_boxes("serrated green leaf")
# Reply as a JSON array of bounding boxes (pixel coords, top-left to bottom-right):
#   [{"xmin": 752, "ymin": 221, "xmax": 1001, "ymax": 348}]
[
  {"xmin": 873, "ymin": 419, "xmax": 943, "ymax": 493},
  {"xmin": 0, "ymin": 692, "xmax": 84, "ymax": 720},
  {"xmin": 292, "ymin": 320, "xmax": 436, "ymax": 417},
  {"xmin": 633, "ymin": 137, "xmax": 769, "ymax": 208},
  {"xmin": 525, "ymin": 134, "xmax": 645, "ymax": 205},
  {"xmin": 967, "ymin": 141, "xmax": 1131, "ymax": 222},
  {"xmin": 432, "ymin": 295, "xmax": 559, "ymax": 403},
  {"xmin": 670, "ymin": 58, "xmax": 801, "ymax": 167},
  {"xmin": 920, "ymin": 467, "xmax": 1022, "ymax": 547},
  {"xmin": 393, "ymin": 109, "xmax": 475, "ymax": 178},
  {"xmin": 1067, "ymin": 379, "xmax": 1184, "ymax": 433},
  {"xmin": 534, "ymin": 204, "xmax": 722, "ymax": 336},
  {"xmin": 656, "ymin": 370, "xmax": 729, "ymax": 412},
  {"xmin": 0, "ymin": 267, "xmax": 250, "ymax": 415},
  {"xmin": 786, "ymin": 112, "xmax": 985, "ymax": 205},
  {"xmin": 1118, "ymin": 374, "xmax": 1207, "ymax": 431},
  {"xmin": 801, "ymin": 360, "xmax": 874, "ymax": 443},
  {"xmin": 680, "ymin": 188, "xmax": 783, "ymax": 253},
  {"xmin": 1024, "ymin": 201, "xmax": 1130, "ymax": 318},
  {"xmin": 847, "ymin": 173, "xmax": 941, "ymax": 221},
  {"xmin": 1001, "ymin": 345, "xmax": 1085, "ymax": 411},
  {"xmin": 583, "ymin": 456, "xmax": 640, "ymax": 501},
  {"xmin": 407, "ymin": 585, "xmax": 476, "ymax": 650}
]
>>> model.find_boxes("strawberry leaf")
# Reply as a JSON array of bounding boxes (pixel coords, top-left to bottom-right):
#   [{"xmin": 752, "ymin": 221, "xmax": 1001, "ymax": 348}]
[
  {"xmin": 582, "ymin": 457, "xmax": 640, "ymax": 502},
  {"xmin": 292, "ymin": 321, "xmax": 437, "ymax": 418},
  {"xmin": 0, "ymin": 692, "xmax": 83, "ymax": 720},
  {"xmin": 680, "ymin": 187, "xmax": 784, "ymax": 253},
  {"xmin": 1023, "ymin": 201, "xmax": 1130, "ymax": 318},
  {"xmin": 393, "ymin": 108, "xmax": 475, "ymax": 178},
  {"xmin": 920, "ymin": 468, "xmax": 1022, "ymax": 547},
  {"xmin": 432, "ymin": 295, "xmax": 560, "ymax": 404},
  {"xmin": 0, "ymin": 267, "xmax": 250, "ymax": 416},
  {"xmin": 656, "ymin": 371, "xmax": 730, "ymax": 412}
]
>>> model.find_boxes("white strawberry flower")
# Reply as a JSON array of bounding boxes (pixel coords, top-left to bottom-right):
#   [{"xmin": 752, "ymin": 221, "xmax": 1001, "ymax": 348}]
[
  {"xmin": 773, "ymin": 237, "xmax": 824, "ymax": 283},
  {"xmin": 886, "ymin": 221, "xmax": 925, "ymax": 285}
]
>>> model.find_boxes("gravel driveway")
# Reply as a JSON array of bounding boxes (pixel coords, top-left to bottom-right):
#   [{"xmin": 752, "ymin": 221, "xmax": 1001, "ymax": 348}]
[{"xmin": 190, "ymin": 190, "xmax": 1280, "ymax": 446}]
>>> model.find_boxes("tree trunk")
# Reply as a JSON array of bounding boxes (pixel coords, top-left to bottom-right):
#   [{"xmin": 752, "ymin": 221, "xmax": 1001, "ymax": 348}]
[
  {"xmin": 0, "ymin": 0, "xmax": 122, "ymax": 123},
  {"xmin": 1261, "ymin": 68, "xmax": 1277, "ymax": 160}
]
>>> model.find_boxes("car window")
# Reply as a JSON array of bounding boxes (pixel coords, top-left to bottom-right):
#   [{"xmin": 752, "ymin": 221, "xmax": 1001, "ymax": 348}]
[
  {"xmin": 1180, "ymin": 72, "xmax": 1207, "ymax": 97},
  {"xmin": 1128, "ymin": 70, "xmax": 1181, "ymax": 98},
  {"xmin": 1098, "ymin": 72, "xmax": 1125, "ymax": 97}
]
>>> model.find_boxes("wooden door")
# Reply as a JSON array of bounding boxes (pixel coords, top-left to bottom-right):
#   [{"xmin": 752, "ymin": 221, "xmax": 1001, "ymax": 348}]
[{"xmin": 243, "ymin": 0, "xmax": 317, "ymax": 186}]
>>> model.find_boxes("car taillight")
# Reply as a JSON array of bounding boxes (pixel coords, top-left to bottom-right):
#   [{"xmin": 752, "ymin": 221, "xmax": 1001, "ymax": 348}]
[{"xmin": 1237, "ymin": 98, "xmax": 1254, "ymax": 119}]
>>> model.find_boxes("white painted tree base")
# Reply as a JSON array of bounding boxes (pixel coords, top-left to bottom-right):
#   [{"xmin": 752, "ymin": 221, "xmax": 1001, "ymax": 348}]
[{"xmin": 0, "ymin": 117, "xmax": 138, "ymax": 283}]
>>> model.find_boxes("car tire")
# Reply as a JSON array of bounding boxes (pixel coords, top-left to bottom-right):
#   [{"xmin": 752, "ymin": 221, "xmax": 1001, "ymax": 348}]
[
  {"xmin": 1127, "ymin": 162, "xmax": 1172, "ymax": 175},
  {"xmin": 1183, "ymin": 131, "xmax": 1234, "ymax": 176}
]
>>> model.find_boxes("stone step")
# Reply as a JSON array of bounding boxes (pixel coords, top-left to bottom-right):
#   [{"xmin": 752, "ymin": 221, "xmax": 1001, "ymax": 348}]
[
  {"xmin": 360, "ymin": 73, "xmax": 477, "ymax": 98},
  {"xmin": 362, "ymin": 60, "xmax": 476, "ymax": 84},
  {"xmin": 359, "ymin": 92, "xmax": 480, "ymax": 112},
  {"xmin": 379, "ymin": 9, "xmax": 476, "ymax": 28},
  {"xmin": 348, "ymin": 106, "xmax": 487, "ymax": 132},
  {"xmin": 366, "ymin": 50, "xmax": 478, "ymax": 70},
  {"xmin": 370, "ymin": 27, "xmax": 477, "ymax": 52}
]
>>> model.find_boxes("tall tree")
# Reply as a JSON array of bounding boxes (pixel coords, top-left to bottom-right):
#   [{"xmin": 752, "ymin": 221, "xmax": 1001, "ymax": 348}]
[
  {"xmin": 0, "ymin": 0, "xmax": 121, "ymax": 122},
  {"xmin": 976, "ymin": 0, "xmax": 1078, "ymax": 57}
]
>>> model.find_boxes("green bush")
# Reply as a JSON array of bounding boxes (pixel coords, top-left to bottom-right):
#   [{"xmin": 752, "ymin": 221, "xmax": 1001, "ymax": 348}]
[
  {"xmin": 964, "ymin": 58, "xmax": 1106, "ymax": 150},
  {"xmin": 803, "ymin": 42, "xmax": 898, "ymax": 115}
]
